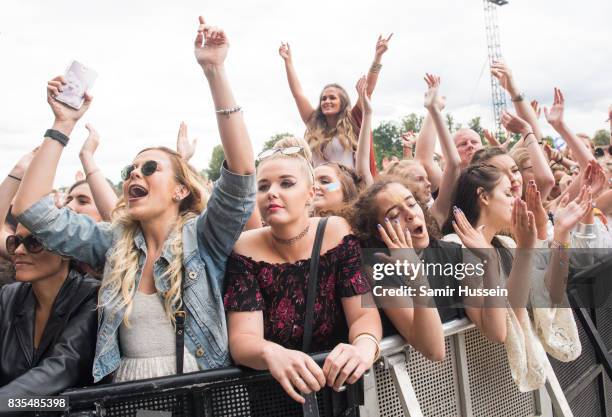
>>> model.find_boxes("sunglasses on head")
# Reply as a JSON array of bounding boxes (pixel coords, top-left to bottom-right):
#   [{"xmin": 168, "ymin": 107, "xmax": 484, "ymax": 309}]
[
  {"xmin": 121, "ymin": 160, "xmax": 158, "ymax": 181},
  {"xmin": 6, "ymin": 234, "xmax": 44, "ymax": 255},
  {"xmin": 257, "ymin": 146, "xmax": 304, "ymax": 162}
]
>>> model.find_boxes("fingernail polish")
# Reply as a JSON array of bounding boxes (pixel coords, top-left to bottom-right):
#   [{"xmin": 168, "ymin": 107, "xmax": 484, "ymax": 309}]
[
  {"xmin": 377, "ymin": 224, "xmax": 382, "ymax": 229},
  {"xmin": 384, "ymin": 217, "xmax": 390, "ymax": 222}
]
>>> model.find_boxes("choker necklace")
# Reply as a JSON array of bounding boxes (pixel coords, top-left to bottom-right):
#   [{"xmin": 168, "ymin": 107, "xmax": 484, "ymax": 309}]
[{"xmin": 272, "ymin": 224, "xmax": 310, "ymax": 245}]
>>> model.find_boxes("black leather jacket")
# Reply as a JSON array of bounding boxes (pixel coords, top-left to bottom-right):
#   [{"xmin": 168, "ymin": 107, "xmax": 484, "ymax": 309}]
[{"xmin": 0, "ymin": 270, "xmax": 99, "ymax": 396}]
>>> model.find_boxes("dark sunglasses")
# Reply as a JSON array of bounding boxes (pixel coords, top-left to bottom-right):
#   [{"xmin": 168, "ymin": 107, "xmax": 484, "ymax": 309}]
[
  {"xmin": 121, "ymin": 160, "xmax": 158, "ymax": 181},
  {"xmin": 6, "ymin": 234, "xmax": 44, "ymax": 255}
]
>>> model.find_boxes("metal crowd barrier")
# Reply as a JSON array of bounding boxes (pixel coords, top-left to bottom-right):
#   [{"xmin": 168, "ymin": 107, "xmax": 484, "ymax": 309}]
[
  {"xmin": 62, "ymin": 352, "xmax": 363, "ymax": 417},
  {"xmin": 61, "ymin": 318, "xmax": 575, "ymax": 417},
  {"xmin": 60, "ymin": 258, "xmax": 612, "ymax": 417}
]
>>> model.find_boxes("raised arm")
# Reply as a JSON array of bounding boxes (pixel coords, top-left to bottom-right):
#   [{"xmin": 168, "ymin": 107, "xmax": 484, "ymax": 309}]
[
  {"xmin": 544, "ymin": 88, "xmax": 595, "ymax": 169},
  {"xmin": 13, "ymin": 75, "xmax": 92, "ymax": 216},
  {"xmin": 356, "ymin": 33, "xmax": 393, "ymax": 110},
  {"xmin": 491, "ymin": 61, "xmax": 543, "ymax": 140},
  {"xmin": 501, "ymin": 111, "xmax": 555, "ymax": 199},
  {"xmin": 278, "ymin": 42, "xmax": 315, "ymax": 124},
  {"xmin": 413, "ymin": 114, "xmax": 441, "ymax": 190},
  {"xmin": 355, "ymin": 76, "xmax": 374, "ymax": 186},
  {"xmin": 195, "ymin": 16, "xmax": 254, "ymax": 175},
  {"xmin": 79, "ymin": 124, "xmax": 118, "ymax": 221},
  {"xmin": 424, "ymin": 75, "xmax": 461, "ymax": 228},
  {"xmin": 0, "ymin": 149, "xmax": 36, "ymax": 258}
]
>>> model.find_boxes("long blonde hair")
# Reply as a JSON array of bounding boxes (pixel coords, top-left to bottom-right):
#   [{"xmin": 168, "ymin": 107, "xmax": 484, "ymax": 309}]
[
  {"xmin": 100, "ymin": 147, "xmax": 206, "ymax": 325},
  {"xmin": 305, "ymin": 84, "xmax": 358, "ymax": 160}
]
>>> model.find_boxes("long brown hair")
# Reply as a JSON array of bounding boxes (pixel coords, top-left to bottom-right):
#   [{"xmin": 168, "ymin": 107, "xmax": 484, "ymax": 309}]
[{"xmin": 305, "ymin": 84, "xmax": 358, "ymax": 160}]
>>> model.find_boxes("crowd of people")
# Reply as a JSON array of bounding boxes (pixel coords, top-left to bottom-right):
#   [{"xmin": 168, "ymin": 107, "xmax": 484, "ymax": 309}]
[{"xmin": 1, "ymin": 15, "xmax": 611, "ymax": 407}]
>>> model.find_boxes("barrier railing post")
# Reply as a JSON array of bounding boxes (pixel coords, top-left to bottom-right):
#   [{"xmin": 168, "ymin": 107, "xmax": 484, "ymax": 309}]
[{"xmin": 384, "ymin": 349, "xmax": 424, "ymax": 417}]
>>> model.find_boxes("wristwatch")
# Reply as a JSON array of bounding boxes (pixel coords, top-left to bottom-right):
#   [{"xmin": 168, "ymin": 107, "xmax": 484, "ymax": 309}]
[{"xmin": 511, "ymin": 92, "xmax": 525, "ymax": 103}]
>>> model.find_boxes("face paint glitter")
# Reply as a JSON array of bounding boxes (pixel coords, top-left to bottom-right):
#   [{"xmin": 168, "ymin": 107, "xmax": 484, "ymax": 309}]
[{"xmin": 325, "ymin": 182, "xmax": 341, "ymax": 192}]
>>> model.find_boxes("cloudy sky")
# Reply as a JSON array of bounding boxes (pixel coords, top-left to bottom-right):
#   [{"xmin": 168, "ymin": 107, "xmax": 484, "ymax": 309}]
[{"xmin": 1, "ymin": 0, "xmax": 611, "ymax": 187}]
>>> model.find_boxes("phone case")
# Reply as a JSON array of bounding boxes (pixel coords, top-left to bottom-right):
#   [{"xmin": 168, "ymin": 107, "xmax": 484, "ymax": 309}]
[{"xmin": 55, "ymin": 60, "xmax": 97, "ymax": 110}]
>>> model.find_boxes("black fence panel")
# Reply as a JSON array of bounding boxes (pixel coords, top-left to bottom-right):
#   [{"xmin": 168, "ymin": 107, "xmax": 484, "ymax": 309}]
[{"xmin": 62, "ymin": 352, "xmax": 363, "ymax": 417}]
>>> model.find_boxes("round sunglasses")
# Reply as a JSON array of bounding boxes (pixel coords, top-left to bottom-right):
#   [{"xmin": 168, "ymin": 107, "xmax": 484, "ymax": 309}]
[
  {"xmin": 257, "ymin": 146, "xmax": 304, "ymax": 161},
  {"xmin": 121, "ymin": 160, "xmax": 159, "ymax": 181},
  {"xmin": 6, "ymin": 234, "xmax": 44, "ymax": 255}
]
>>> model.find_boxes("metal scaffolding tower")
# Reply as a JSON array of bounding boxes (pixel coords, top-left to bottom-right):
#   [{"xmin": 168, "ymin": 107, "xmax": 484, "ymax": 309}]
[{"xmin": 483, "ymin": 0, "xmax": 508, "ymax": 134}]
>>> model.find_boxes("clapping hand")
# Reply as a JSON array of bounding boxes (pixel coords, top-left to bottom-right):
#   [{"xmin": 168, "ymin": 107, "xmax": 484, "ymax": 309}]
[
  {"xmin": 543, "ymin": 88, "xmax": 565, "ymax": 129},
  {"xmin": 501, "ymin": 110, "xmax": 532, "ymax": 136},
  {"xmin": 176, "ymin": 121, "xmax": 198, "ymax": 162},
  {"xmin": 356, "ymin": 75, "xmax": 372, "ymax": 115},
  {"xmin": 510, "ymin": 197, "xmax": 537, "ymax": 249},
  {"xmin": 423, "ymin": 73, "xmax": 443, "ymax": 112}
]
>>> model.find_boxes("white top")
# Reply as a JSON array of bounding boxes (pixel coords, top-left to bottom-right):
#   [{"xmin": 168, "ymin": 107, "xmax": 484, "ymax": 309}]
[
  {"xmin": 442, "ymin": 233, "xmax": 580, "ymax": 392},
  {"xmin": 312, "ymin": 136, "xmax": 355, "ymax": 169},
  {"xmin": 114, "ymin": 291, "xmax": 199, "ymax": 382}
]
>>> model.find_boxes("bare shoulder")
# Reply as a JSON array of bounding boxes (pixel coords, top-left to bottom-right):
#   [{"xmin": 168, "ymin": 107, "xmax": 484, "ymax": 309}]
[
  {"xmin": 316, "ymin": 216, "xmax": 354, "ymax": 253},
  {"xmin": 233, "ymin": 227, "xmax": 270, "ymax": 256}
]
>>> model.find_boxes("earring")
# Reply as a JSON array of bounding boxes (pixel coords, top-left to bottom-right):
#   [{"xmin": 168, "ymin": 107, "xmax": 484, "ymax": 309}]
[{"xmin": 173, "ymin": 195, "xmax": 181, "ymax": 202}]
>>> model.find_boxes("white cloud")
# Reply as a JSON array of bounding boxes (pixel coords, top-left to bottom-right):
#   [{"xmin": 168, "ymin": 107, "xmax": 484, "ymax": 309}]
[{"xmin": 1, "ymin": 0, "xmax": 610, "ymax": 187}]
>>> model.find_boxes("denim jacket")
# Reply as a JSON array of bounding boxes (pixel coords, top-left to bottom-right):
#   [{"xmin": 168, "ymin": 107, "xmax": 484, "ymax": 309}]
[{"xmin": 17, "ymin": 164, "xmax": 255, "ymax": 382}]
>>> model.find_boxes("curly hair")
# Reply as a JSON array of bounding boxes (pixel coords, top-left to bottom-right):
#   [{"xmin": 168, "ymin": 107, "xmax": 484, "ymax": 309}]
[
  {"xmin": 305, "ymin": 84, "xmax": 358, "ymax": 160},
  {"xmin": 348, "ymin": 176, "xmax": 441, "ymax": 248}
]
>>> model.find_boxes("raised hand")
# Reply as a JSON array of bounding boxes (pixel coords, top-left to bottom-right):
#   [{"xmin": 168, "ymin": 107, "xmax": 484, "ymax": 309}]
[
  {"xmin": 543, "ymin": 88, "xmax": 565, "ymax": 128},
  {"xmin": 530, "ymin": 100, "xmax": 542, "ymax": 119},
  {"xmin": 483, "ymin": 129, "xmax": 502, "ymax": 147},
  {"xmin": 11, "ymin": 148, "xmax": 38, "ymax": 178},
  {"xmin": 401, "ymin": 131, "xmax": 417, "ymax": 149},
  {"xmin": 423, "ymin": 73, "xmax": 442, "ymax": 112},
  {"xmin": 490, "ymin": 61, "xmax": 518, "ymax": 95},
  {"xmin": 356, "ymin": 75, "xmax": 371, "ymax": 115},
  {"xmin": 377, "ymin": 217, "xmax": 413, "ymax": 249},
  {"xmin": 553, "ymin": 185, "xmax": 592, "ymax": 234},
  {"xmin": 581, "ymin": 160, "xmax": 606, "ymax": 196},
  {"xmin": 452, "ymin": 206, "xmax": 493, "ymax": 256},
  {"xmin": 176, "ymin": 121, "xmax": 198, "ymax": 161},
  {"xmin": 80, "ymin": 124, "xmax": 100, "ymax": 158},
  {"xmin": 194, "ymin": 15, "xmax": 229, "ymax": 70},
  {"xmin": 278, "ymin": 41, "xmax": 292, "ymax": 62},
  {"xmin": 510, "ymin": 197, "xmax": 537, "ymax": 249},
  {"xmin": 501, "ymin": 110, "xmax": 532, "ymax": 136},
  {"xmin": 543, "ymin": 143, "xmax": 561, "ymax": 163},
  {"xmin": 375, "ymin": 33, "xmax": 393, "ymax": 58},
  {"xmin": 608, "ymin": 104, "xmax": 612, "ymax": 122},
  {"xmin": 47, "ymin": 76, "xmax": 92, "ymax": 124},
  {"xmin": 525, "ymin": 181, "xmax": 547, "ymax": 240}
]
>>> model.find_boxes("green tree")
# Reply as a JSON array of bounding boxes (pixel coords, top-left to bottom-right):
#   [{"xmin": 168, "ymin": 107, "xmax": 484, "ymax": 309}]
[
  {"xmin": 372, "ymin": 121, "xmax": 402, "ymax": 169},
  {"xmin": 401, "ymin": 113, "xmax": 424, "ymax": 134},
  {"xmin": 261, "ymin": 132, "xmax": 295, "ymax": 153},
  {"xmin": 206, "ymin": 144, "xmax": 225, "ymax": 181},
  {"xmin": 445, "ymin": 114, "xmax": 456, "ymax": 133},
  {"xmin": 468, "ymin": 117, "xmax": 484, "ymax": 138},
  {"xmin": 593, "ymin": 129, "xmax": 611, "ymax": 146}
]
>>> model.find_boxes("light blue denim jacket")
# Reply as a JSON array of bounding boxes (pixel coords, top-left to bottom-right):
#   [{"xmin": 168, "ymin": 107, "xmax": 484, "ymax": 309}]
[{"xmin": 17, "ymin": 164, "xmax": 255, "ymax": 382}]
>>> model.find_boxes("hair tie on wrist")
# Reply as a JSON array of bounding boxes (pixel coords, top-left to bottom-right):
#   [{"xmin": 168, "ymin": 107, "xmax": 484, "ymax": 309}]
[{"xmin": 8, "ymin": 174, "xmax": 22, "ymax": 182}]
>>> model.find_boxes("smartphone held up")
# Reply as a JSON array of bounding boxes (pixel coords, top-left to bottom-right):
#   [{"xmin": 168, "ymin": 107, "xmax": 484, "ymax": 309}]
[{"xmin": 54, "ymin": 60, "xmax": 97, "ymax": 110}]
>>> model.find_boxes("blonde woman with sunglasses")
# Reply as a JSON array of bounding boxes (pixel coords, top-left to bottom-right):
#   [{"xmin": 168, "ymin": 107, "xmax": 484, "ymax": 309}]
[
  {"xmin": 224, "ymin": 142, "xmax": 381, "ymax": 404},
  {"xmin": 13, "ymin": 16, "xmax": 256, "ymax": 383}
]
